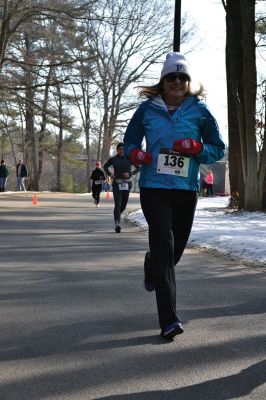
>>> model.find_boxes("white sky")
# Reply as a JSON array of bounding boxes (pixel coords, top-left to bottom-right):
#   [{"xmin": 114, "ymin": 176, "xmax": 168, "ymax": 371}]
[
  {"xmin": 181, "ymin": 0, "xmax": 228, "ymax": 144},
  {"xmin": 127, "ymin": 196, "xmax": 266, "ymax": 267},
  {"xmin": 180, "ymin": 0, "xmax": 266, "ymax": 146}
]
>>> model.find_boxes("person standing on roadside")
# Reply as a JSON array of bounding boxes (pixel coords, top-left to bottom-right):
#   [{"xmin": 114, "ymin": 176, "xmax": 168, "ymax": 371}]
[
  {"xmin": 124, "ymin": 52, "xmax": 225, "ymax": 340},
  {"xmin": 16, "ymin": 159, "xmax": 27, "ymax": 191},
  {"xmin": 0, "ymin": 160, "xmax": 9, "ymax": 192},
  {"xmin": 204, "ymin": 170, "xmax": 214, "ymax": 196},
  {"xmin": 90, "ymin": 161, "xmax": 106, "ymax": 207},
  {"xmin": 104, "ymin": 143, "xmax": 140, "ymax": 233}
]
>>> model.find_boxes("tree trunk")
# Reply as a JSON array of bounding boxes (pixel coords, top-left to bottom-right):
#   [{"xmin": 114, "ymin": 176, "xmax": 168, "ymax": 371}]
[
  {"xmin": 241, "ymin": 0, "xmax": 259, "ymax": 209},
  {"xmin": 85, "ymin": 122, "xmax": 91, "ymax": 193},
  {"xmin": 225, "ymin": 0, "xmax": 244, "ymax": 208},
  {"xmin": 225, "ymin": 0, "xmax": 262, "ymax": 210},
  {"xmin": 97, "ymin": 123, "xmax": 103, "ymax": 162},
  {"xmin": 24, "ymin": 34, "xmax": 38, "ymax": 191},
  {"xmin": 101, "ymin": 95, "xmax": 111, "ymax": 162},
  {"xmin": 38, "ymin": 65, "xmax": 53, "ymax": 182},
  {"xmin": 0, "ymin": 0, "xmax": 9, "ymax": 70},
  {"xmin": 55, "ymin": 84, "xmax": 63, "ymax": 192},
  {"xmin": 258, "ymin": 99, "xmax": 266, "ymax": 209}
]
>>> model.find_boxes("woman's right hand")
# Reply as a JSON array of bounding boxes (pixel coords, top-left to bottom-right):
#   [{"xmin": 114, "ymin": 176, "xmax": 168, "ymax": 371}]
[
  {"xmin": 173, "ymin": 139, "xmax": 202, "ymax": 155},
  {"xmin": 129, "ymin": 149, "xmax": 152, "ymax": 165}
]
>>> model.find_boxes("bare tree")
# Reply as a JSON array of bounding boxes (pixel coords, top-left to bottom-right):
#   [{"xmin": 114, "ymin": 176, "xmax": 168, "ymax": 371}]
[
  {"xmin": 88, "ymin": 0, "xmax": 195, "ymax": 162},
  {"xmin": 1, "ymin": 0, "xmax": 198, "ymax": 192},
  {"xmin": 0, "ymin": 0, "xmax": 97, "ymax": 190},
  {"xmin": 0, "ymin": 0, "xmax": 98, "ymax": 70},
  {"xmin": 64, "ymin": 25, "xmax": 97, "ymax": 192},
  {"xmin": 222, "ymin": 0, "xmax": 266, "ymax": 210},
  {"xmin": 23, "ymin": 32, "xmax": 39, "ymax": 190}
]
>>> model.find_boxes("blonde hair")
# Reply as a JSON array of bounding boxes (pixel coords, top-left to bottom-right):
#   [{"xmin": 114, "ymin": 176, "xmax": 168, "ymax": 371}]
[{"xmin": 138, "ymin": 80, "xmax": 205, "ymax": 99}]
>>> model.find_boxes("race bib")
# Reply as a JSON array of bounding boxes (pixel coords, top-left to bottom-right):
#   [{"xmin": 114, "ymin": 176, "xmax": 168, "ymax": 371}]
[
  {"xmin": 94, "ymin": 180, "xmax": 102, "ymax": 185},
  {"xmin": 157, "ymin": 148, "xmax": 190, "ymax": 177},
  {"xmin": 118, "ymin": 182, "xmax": 129, "ymax": 191}
]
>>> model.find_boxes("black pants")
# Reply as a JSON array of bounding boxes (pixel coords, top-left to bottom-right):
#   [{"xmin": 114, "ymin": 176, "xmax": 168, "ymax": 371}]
[
  {"xmin": 0, "ymin": 177, "xmax": 7, "ymax": 192},
  {"xmin": 92, "ymin": 184, "xmax": 102, "ymax": 204},
  {"xmin": 206, "ymin": 184, "xmax": 213, "ymax": 196},
  {"xmin": 140, "ymin": 188, "xmax": 198, "ymax": 329},
  {"xmin": 112, "ymin": 182, "xmax": 131, "ymax": 224}
]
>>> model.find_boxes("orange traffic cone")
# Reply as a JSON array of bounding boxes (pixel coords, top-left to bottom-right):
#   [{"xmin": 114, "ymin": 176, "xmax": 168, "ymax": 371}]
[
  {"xmin": 106, "ymin": 190, "xmax": 110, "ymax": 200},
  {"xmin": 32, "ymin": 193, "xmax": 38, "ymax": 206}
]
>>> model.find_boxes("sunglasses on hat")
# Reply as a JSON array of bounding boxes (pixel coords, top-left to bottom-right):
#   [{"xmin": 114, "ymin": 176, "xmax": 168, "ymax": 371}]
[{"xmin": 164, "ymin": 72, "xmax": 189, "ymax": 82}]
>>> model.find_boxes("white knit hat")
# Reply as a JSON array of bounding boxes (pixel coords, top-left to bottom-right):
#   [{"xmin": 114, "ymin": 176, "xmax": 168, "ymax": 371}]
[{"xmin": 160, "ymin": 52, "xmax": 191, "ymax": 81}]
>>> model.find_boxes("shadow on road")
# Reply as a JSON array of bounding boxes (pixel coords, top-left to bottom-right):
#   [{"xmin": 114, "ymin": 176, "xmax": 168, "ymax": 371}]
[{"xmin": 96, "ymin": 360, "xmax": 266, "ymax": 400}]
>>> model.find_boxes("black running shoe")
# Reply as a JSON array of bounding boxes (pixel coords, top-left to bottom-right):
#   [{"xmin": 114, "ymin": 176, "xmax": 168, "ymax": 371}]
[
  {"xmin": 161, "ymin": 321, "xmax": 184, "ymax": 340},
  {"xmin": 115, "ymin": 225, "xmax": 121, "ymax": 233},
  {"xmin": 144, "ymin": 251, "xmax": 155, "ymax": 291}
]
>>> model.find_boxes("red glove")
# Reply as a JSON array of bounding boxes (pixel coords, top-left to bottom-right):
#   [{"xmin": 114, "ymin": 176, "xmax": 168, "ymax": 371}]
[
  {"xmin": 130, "ymin": 149, "xmax": 152, "ymax": 165},
  {"xmin": 173, "ymin": 139, "xmax": 203, "ymax": 155}
]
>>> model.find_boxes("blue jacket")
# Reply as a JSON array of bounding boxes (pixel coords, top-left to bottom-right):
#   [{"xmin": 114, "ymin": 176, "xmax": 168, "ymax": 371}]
[{"xmin": 124, "ymin": 95, "xmax": 225, "ymax": 191}]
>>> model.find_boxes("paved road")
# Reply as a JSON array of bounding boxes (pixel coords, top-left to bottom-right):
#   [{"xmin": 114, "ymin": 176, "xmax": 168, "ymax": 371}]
[{"xmin": 0, "ymin": 192, "xmax": 265, "ymax": 400}]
